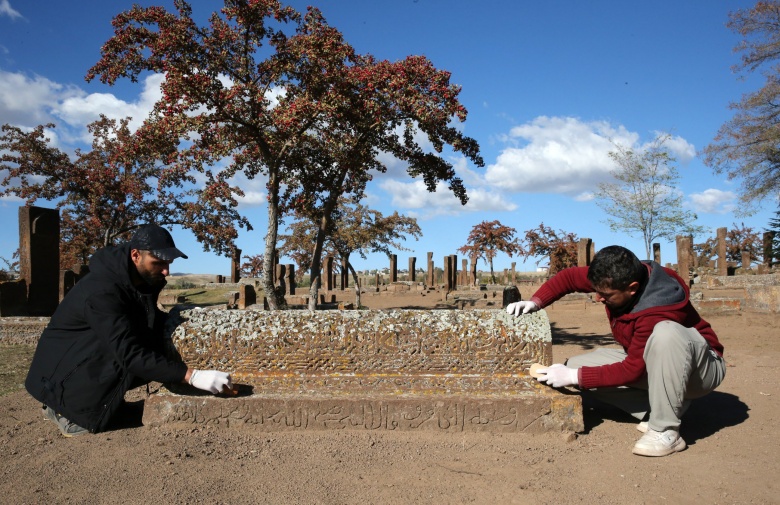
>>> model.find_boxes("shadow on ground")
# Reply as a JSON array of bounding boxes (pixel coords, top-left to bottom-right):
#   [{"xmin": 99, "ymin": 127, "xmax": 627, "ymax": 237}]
[
  {"xmin": 574, "ymin": 385, "xmax": 748, "ymax": 441},
  {"xmin": 550, "ymin": 322, "xmax": 614, "ymax": 350}
]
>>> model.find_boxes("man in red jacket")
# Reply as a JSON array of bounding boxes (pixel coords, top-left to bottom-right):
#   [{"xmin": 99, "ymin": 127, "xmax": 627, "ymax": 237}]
[{"xmin": 507, "ymin": 245, "xmax": 726, "ymax": 457}]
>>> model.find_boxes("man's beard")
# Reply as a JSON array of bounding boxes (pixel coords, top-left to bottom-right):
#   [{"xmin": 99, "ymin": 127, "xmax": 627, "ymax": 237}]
[{"xmin": 138, "ymin": 269, "xmax": 166, "ymax": 288}]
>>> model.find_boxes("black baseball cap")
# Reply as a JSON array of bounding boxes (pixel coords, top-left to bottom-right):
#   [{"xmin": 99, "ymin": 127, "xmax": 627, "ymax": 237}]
[{"xmin": 128, "ymin": 224, "xmax": 188, "ymax": 261}]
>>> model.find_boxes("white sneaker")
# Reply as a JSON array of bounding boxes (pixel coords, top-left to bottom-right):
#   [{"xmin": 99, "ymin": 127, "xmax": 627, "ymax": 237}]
[
  {"xmin": 632, "ymin": 428, "xmax": 686, "ymax": 457},
  {"xmin": 636, "ymin": 401, "xmax": 691, "ymax": 434}
]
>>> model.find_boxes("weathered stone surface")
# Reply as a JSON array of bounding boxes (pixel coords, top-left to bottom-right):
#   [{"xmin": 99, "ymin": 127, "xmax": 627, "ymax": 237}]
[
  {"xmin": 143, "ymin": 388, "xmax": 581, "ymax": 433},
  {"xmin": 163, "ymin": 309, "xmax": 552, "ymax": 380},
  {"xmin": 0, "ymin": 317, "xmax": 49, "ymax": 344},
  {"xmin": 744, "ymin": 285, "xmax": 780, "ymax": 313},
  {"xmin": 693, "ymin": 298, "xmax": 742, "ymax": 313},
  {"xmin": 706, "ymin": 274, "xmax": 779, "ymax": 289},
  {"xmin": 143, "ymin": 308, "xmax": 582, "ymax": 433},
  {"xmin": 386, "ymin": 283, "xmax": 411, "ymax": 292}
]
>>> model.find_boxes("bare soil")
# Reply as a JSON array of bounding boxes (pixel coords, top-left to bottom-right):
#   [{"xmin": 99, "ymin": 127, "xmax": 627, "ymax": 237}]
[{"xmin": 1, "ymin": 286, "xmax": 778, "ymax": 504}]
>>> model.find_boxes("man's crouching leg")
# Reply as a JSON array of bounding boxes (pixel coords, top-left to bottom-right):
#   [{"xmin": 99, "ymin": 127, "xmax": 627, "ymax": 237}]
[{"xmin": 633, "ymin": 321, "xmax": 726, "ymax": 457}]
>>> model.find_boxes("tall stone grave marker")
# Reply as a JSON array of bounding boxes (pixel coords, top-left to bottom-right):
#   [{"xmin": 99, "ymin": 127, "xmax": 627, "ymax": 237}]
[{"xmin": 19, "ymin": 206, "xmax": 60, "ymax": 316}]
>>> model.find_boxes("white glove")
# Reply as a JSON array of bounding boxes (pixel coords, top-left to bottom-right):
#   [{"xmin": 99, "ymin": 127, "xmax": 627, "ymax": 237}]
[
  {"xmin": 506, "ymin": 300, "xmax": 539, "ymax": 316},
  {"xmin": 536, "ymin": 364, "xmax": 579, "ymax": 388},
  {"xmin": 189, "ymin": 370, "xmax": 233, "ymax": 394}
]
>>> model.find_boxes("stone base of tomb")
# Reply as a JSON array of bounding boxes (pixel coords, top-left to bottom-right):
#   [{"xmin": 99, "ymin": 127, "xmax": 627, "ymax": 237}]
[{"xmin": 143, "ymin": 379, "xmax": 582, "ymax": 433}]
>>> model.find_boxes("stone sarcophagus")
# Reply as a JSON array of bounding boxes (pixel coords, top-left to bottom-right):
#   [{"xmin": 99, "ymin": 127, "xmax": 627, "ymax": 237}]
[{"xmin": 142, "ymin": 309, "xmax": 583, "ymax": 433}]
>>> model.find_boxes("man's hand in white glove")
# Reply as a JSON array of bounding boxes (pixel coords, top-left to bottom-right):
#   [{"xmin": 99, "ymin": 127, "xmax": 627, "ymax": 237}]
[
  {"xmin": 506, "ymin": 300, "xmax": 539, "ymax": 317},
  {"xmin": 189, "ymin": 370, "xmax": 233, "ymax": 394},
  {"xmin": 536, "ymin": 364, "xmax": 579, "ymax": 388}
]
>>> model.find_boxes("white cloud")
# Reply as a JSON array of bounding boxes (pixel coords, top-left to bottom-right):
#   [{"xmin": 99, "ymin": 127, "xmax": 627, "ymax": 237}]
[
  {"xmin": 54, "ymin": 74, "xmax": 164, "ymax": 141},
  {"xmin": 230, "ymin": 173, "xmax": 268, "ymax": 207},
  {"xmin": 0, "ymin": 70, "xmax": 81, "ymax": 126},
  {"xmin": 0, "ymin": 0, "xmax": 22, "ymax": 20},
  {"xmin": 379, "ymin": 179, "xmax": 515, "ymax": 219},
  {"xmin": 484, "ymin": 117, "xmax": 698, "ymax": 197},
  {"xmin": 687, "ymin": 188, "xmax": 737, "ymax": 214},
  {"xmin": 651, "ymin": 132, "xmax": 696, "ymax": 164},
  {"xmin": 0, "ymin": 70, "xmax": 163, "ymax": 146},
  {"xmin": 485, "ymin": 116, "xmax": 640, "ymax": 194}
]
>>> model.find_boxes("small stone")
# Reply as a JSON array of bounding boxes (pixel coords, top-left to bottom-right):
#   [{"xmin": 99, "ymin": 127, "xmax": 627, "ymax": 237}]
[{"xmin": 561, "ymin": 431, "xmax": 577, "ymax": 443}]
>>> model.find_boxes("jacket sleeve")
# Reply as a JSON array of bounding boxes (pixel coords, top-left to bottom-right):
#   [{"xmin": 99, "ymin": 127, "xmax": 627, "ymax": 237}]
[
  {"xmin": 530, "ymin": 267, "xmax": 593, "ymax": 307},
  {"xmin": 577, "ymin": 314, "xmax": 662, "ymax": 388},
  {"xmin": 83, "ymin": 291, "xmax": 188, "ymax": 383}
]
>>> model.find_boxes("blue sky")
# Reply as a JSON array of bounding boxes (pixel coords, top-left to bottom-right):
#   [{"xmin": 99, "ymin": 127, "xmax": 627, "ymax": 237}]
[{"xmin": 1, "ymin": 0, "xmax": 776, "ymax": 276}]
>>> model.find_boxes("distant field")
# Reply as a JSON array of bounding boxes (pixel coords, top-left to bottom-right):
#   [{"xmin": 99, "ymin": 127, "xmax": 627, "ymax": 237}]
[{"xmin": 168, "ymin": 273, "xmax": 223, "ymax": 285}]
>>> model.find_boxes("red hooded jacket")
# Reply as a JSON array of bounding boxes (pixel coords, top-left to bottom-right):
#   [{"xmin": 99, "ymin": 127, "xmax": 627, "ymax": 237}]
[{"xmin": 530, "ymin": 262, "xmax": 724, "ymax": 389}]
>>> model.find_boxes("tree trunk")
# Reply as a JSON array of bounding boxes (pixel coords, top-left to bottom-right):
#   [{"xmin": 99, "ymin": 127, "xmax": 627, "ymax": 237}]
[
  {"xmin": 347, "ymin": 257, "xmax": 361, "ymax": 308},
  {"xmin": 263, "ymin": 173, "xmax": 282, "ymax": 310},
  {"xmin": 305, "ymin": 167, "xmax": 349, "ymax": 311},
  {"xmin": 307, "ymin": 212, "xmax": 333, "ymax": 311},
  {"xmin": 307, "ymin": 236, "xmax": 324, "ymax": 312},
  {"xmin": 489, "ymin": 258, "xmax": 496, "ymax": 284}
]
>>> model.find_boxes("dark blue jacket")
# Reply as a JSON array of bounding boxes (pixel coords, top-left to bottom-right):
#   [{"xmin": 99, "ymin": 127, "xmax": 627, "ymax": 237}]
[{"xmin": 25, "ymin": 243, "xmax": 187, "ymax": 432}]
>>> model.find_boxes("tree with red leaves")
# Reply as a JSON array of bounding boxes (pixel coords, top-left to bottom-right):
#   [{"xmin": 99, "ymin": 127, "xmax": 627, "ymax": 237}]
[
  {"xmin": 87, "ymin": 0, "xmax": 482, "ymax": 309},
  {"xmin": 693, "ymin": 222, "xmax": 763, "ymax": 268},
  {"xmin": 518, "ymin": 223, "xmax": 579, "ymax": 276},
  {"xmin": 280, "ymin": 200, "xmax": 421, "ymax": 308},
  {"xmin": 458, "ymin": 220, "xmax": 521, "ymax": 284},
  {"xmin": 0, "ymin": 117, "xmax": 247, "ymax": 269},
  {"xmin": 239, "ymin": 254, "xmax": 264, "ymax": 278}
]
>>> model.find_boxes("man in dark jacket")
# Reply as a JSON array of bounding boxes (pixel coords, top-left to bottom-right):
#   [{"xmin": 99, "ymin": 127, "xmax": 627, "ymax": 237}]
[
  {"xmin": 26, "ymin": 224, "xmax": 232, "ymax": 437},
  {"xmin": 507, "ymin": 245, "xmax": 726, "ymax": 457}
]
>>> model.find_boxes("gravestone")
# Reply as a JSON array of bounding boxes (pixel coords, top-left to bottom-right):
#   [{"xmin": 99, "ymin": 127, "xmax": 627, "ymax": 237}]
[
  {"xmin": 390, "ymin": 254, "xmax": 397, "ymax": 283},
  {"xmin": 324, "ymin": 256, "xmax": 334, "ymax": 291},
  {"xmin": 717, "ymin": 227, "xmax": 728, "ymax": 276},
  {"xmin": 143, "ymin": 308, "xmax": 582, "ymax": 434},
  {"xmin": 427, "ymin": 252, "xmax": 434, "ymax": 287},
  {"xmin": 676, "ymin": 235, "xmax": 691, "ymax": 286},
  {"xmin": 19, "ymin": 206, "xmax": 60, "ymax": 316},
  {"xmin": 231, "ymin": 248, "xmax": 241, "ymax": 283},
  {"xmin": 577, "ymin": 238, "xmax": 592, "ymax": 267}
]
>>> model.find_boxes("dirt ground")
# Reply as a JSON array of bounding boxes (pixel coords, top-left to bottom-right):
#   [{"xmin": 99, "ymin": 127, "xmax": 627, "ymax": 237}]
[{"xmin": 1, "ymin": 285, "xmax": 778, "ymax": 505}]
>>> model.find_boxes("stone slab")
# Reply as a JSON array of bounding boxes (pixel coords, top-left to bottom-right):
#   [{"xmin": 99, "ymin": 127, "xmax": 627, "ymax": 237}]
[
  {"xmin": 693, "ymin": 298, "xmax": 742, "ymax": 313},
  {"xmin": 142, "ymin": 387, "xmax": 582, "ymax": 433},
  {"xmin": 146, "ymin": 308, "xmax": 582, "ymax": 433},
  {"xmin": 744, "ymin": 285, "xmax": 780, "ymax": 313},
  {"xmin": 706, "ymin": 273, "xmax": 779, "ymax": 289}
]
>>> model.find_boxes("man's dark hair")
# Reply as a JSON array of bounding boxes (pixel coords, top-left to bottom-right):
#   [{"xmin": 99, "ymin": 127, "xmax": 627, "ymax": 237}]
[{"xmin": 587, "ymin": 245, "xmax": 646, "ymax": 290}]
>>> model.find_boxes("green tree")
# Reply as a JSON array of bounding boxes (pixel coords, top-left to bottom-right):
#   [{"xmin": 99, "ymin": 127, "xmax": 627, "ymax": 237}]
[
  {"xmin": 595, "ymin": 134, "xmax": 704, "ymax": 260},
  {"xmin": 702, "ymin": 1, "xmax": 780, "ymax": 211},
  {"xmin": 0, "ymin": 117, "xmax": 247, "ymax": 269},
  {"xmin": 767, "ymin": 205, "xmax": 780, "ymax": 265},
  {"xmin": 89, "ymin": 0, "xmax": 481, "ymax": 310},
  {"xmin": 458, "ymin": 220, "xmax": 520, "ymax": 284},
  {"xmin": 517, "ymin": 223, "xmax": 579, "ymax": 276}
]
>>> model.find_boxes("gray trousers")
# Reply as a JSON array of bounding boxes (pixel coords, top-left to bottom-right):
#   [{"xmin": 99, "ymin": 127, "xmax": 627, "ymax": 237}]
[{"xmin": 565, "ymin": 320, "xmax": 726, "ymax": 432}]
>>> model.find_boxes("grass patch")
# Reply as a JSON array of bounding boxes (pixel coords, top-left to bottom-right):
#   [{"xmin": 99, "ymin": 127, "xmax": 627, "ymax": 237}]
[
  {"xmin": 0, "ymin": 344, "xmax": 35, "ymax": 397},
  {"xmin": 165, "ymin": 287, "xmax": 259, "ymax": 307}
]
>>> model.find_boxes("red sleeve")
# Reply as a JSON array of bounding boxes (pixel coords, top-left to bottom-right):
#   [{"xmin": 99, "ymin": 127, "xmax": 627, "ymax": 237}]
[
  {"xmin": 530, "ymin": 267, "xmax": 593, "ymax": 307},
  {"xmin": 577, "ymin": 314, "xmax": 665, "ymax": 388}
]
